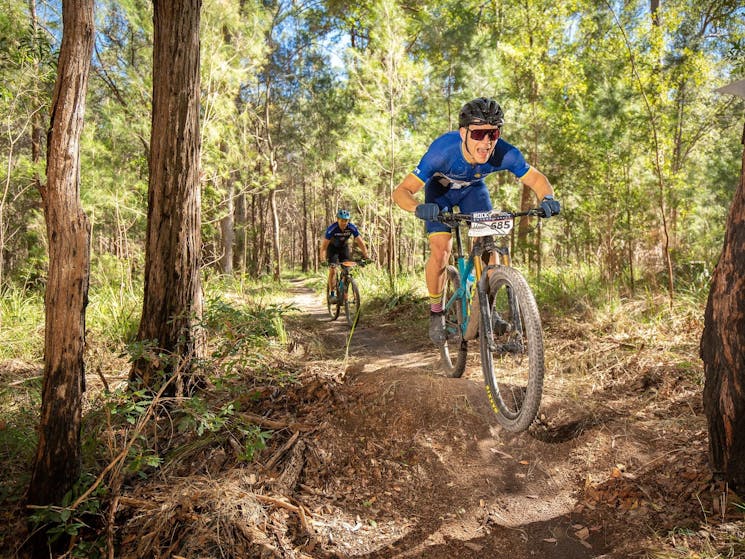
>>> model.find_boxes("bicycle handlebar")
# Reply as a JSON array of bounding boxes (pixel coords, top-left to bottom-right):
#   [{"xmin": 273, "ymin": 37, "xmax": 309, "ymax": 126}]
[
  {"xmin": 324, "ymin": 258, "xmax": 370, "ymax": 268},
  {"xmin": 432, "ymin": 207, "xmax": 546, "ymax": 226}
]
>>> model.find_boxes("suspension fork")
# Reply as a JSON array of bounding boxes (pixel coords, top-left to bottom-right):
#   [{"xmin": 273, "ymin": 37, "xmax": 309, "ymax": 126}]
[{"xmin": 468, "ymin": 239, "xmax": 494, "ymax": 347}]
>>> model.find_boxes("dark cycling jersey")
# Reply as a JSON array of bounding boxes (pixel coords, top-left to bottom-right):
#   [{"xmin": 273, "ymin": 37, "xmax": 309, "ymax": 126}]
[
  {"xmin": 324, "ymin": 222, "xmax": 360, "ymax": 248},
  {"xmin": 412, "ymin": 131, "xmax": 531, "ymax": 197}
]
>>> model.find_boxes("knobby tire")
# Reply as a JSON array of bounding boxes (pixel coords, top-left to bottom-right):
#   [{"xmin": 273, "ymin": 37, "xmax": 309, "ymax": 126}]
[
  {"xmin": 344, "ymin": 278, "xmax": 361, "ymax": 327},
  {"xmin": 440, "ymin": 265, "xmax": 468, "ymax": 378},
  {"xmin": 479, "ymin": 266, "xmax": 545, "ymax": 432},
  {"xmin": 327, "ymin": 281, "xmax": 340, "ymax": 321}
]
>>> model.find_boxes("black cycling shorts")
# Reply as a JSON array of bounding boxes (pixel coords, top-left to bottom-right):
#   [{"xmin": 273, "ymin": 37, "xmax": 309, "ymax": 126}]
[{"xmin": 326, "ymin": 244, "xmax": 351, "ymax": 264}]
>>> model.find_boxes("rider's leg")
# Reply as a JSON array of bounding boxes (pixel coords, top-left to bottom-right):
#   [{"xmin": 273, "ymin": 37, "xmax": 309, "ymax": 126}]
[
  {"xmin": 328, "ymin": 267, "xmax": 336, "ymax": 292},
  {"xmin": 327, "ymin": 246, "xmax": 339, "ymax": 299},
  {"xmin": 426, "ymin": 233, "xmax": 452, "ymax": 311},
  {"xmin": 426, "ymin": 233, "xmax": 452, "ymax": 343}
]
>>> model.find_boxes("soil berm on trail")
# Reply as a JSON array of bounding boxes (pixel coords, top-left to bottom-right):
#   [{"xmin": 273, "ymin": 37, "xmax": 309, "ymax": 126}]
[{"xmin": 239, "ymin": 278, "xmax": 717, "ymax": 559}]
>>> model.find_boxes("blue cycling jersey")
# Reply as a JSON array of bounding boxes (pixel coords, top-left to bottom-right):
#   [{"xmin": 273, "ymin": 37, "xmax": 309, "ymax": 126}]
[
  {"xmin": 412, "ymin": 131, "xmax": 531, "ymax": 196},
  {"xmin": 410, "ymin": 131, "xmax": 532, "ymax": 235},
  {"xmin": 325, "ymin": 222, "xmax": 360, "ymax": 248}
]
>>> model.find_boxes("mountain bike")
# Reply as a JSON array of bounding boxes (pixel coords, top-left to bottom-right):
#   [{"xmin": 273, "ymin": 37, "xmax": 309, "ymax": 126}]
[
  {"xmin": 421, "ymin": 208, "xmax": 547, "ymax": 433},
  {"xmin": 326, "ymin": 259, "xmax": 366, "ymax": 326}
]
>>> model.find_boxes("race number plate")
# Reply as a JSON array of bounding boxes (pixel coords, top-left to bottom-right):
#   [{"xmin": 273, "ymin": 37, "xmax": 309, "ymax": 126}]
[{"xmin": 468, "ymin": 212, "xmax": 514, "ymax": 237}]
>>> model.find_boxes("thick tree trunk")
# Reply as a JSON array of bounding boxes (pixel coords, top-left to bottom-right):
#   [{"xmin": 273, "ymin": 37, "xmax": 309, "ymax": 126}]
[
  {"xmin": 701, "ymin": 123, "xmax": 745, "ymax": 489},
  {"xmin": 26, "ymin": 0, "xmax": 94, "ymax": 548},
  {"xmin": 131, "ymin": 0, "xmax": 204, "ymax": 394}
]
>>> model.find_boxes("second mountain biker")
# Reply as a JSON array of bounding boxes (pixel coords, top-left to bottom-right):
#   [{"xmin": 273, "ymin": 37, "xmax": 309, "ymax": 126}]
[{"xmin": 320, "ymin": 209, "xmax": 370, "ymax": 303}]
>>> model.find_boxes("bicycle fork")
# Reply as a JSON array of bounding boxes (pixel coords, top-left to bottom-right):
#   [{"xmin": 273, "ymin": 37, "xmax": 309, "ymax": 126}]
[{"xmin": 471, "ymin": 243, "xmax": 514, "ymax": 352}]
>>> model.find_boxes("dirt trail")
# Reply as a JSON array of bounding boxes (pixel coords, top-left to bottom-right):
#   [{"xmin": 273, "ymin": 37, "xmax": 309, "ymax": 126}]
[{"xmin": 285, "ymin": 278, "xmax": 641, "ymax": 559}]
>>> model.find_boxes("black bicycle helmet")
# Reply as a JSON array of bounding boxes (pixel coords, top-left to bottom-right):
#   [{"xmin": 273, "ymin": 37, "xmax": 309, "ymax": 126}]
[{"xmin": 458, "ymin": 97, "xmax": 504, "ymax": 129}]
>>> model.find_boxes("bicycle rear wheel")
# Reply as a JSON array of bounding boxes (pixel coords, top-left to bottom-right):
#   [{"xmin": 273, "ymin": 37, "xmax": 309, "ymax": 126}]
[
  {"xmin": 326, "ymin": 282, "xmax": 340, "ymax": 320},
  {"xmin": 440, "ymin": 265, "xmax": 468, "ymax": 378},
  {"xmin": 479, "ymin": 266, "xmax": 544, "ymax": 432},
  {"xmin": 344, "ymin": 278, "xmax": 361, "ymax": 326}
]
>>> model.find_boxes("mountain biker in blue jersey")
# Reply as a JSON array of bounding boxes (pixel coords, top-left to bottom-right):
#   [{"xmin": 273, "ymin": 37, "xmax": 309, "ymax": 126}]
[
  {"xmin": 321, "ymin": 209, "xmax": 370, "ymax": 303},
  {"xmin": 392, "ymin": 97, "xmax": 561, "ymax": 344}
]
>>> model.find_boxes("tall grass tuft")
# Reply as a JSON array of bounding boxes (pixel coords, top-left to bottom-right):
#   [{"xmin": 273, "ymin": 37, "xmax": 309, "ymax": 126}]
[
  {"xmin": 87, "ymin": 254, "xmax": 143, "ymax": 347},
  {"xmin": 530, "ymin": 263, "xmax": 612, "ymax": 316},
  {"xmin": 356, "ymin": 266, "xmax": 426, "ymax": 326},
  {"xmin": 0, "ymin": 286, "xmax": 44, "ymax": 361}
]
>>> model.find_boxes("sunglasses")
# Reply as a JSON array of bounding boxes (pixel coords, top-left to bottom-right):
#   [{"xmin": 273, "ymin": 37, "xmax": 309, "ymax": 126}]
[{"xmin": 468, "ymin": 128, "xmax": 500, "ymax": 141}]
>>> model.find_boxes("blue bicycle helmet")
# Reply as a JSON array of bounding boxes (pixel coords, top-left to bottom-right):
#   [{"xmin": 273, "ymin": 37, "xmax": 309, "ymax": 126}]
[{"xmin": 337, "ymin": 209, "xmax": 350, "ymax": 219}]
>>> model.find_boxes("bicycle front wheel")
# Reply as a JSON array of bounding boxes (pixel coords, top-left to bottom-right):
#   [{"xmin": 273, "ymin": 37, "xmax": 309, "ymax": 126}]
[
  {"xmin": 479, "ymin": 266, "xmax": 545, "ymax": 432},
  {"xmin": 344, "ymin": 278, "xmax": 361, "ymax": 326},
  {"xmin": 327, "ymin": 282, "xmax": 340, "ymax": 320},
  {"xmin": 440, "ymin": 265, "xmax": 468, "ymax": 378}
]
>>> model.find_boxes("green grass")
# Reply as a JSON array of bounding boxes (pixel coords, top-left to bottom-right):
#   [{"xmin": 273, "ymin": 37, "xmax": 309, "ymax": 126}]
[{"xmin": 0, "ymin": 285, "xmax": 44, "ymax": 361}]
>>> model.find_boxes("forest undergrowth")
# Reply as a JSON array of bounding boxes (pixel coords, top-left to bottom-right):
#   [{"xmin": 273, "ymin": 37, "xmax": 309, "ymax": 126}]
[{"xmin": 0, "ymin": 268, "xmax": 742, "ymax": 558}]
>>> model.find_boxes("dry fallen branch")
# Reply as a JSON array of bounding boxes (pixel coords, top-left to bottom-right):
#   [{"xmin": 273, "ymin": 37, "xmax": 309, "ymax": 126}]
[{"xmin": 264, "ymin": 430, "xmax": 300, "ymax": 471}]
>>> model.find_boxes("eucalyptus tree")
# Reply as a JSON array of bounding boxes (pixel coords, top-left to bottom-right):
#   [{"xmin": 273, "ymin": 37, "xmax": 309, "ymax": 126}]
[
  {"xmin": 281, "ymin": 60, "xmax": 353, "ymax": 271},
  {"xmin": 449, "ymin": 0, "xmax": 578, "ymax": 271},
  {"xmin": 594, "ymin": 0, "xmax": 743, "ymax": 297},
  {"xmin": 406, "ymin": 1, "xmax": 485, "ymax": 134},
  {"xmin": 656, "ymin": 0, "xmax": 745, "ymax": 264},
  {"xmin": 239, "ymin": 0, "xmax": 336, "ymax": 279},
  {"xmin": 130, "ymin": 0, "xmax": 204, "ymax": 394},
  {"xmin": 26, "ymin": 1, "xmax": 94, "ymax": 553},
  {"xmin": 81, "ymin": 0, "xmax": 154, "ymax": 265},
  {"xmin": 546, "ymin": 4, "xmax": 652, "ymax": 287},
  {"xmin": 701, "ymin": 105, "xmax": 745, "ymax": 493}
]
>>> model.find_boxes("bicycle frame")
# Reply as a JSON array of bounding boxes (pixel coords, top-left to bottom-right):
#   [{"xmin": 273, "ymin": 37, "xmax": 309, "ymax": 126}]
[
  {"xmin": 327, "ymin": 259, "xmax": 365, "ymax": 326},
  {"xmin": 442, "ymin": 209, "xmax": 540, "ymax": 341},
  {"xmin": 332, "ymin": 262, "xmax": 354, "ymax": 297},
  {"xmin": 445, "ymin": 226, "xmax": 478, "ymax": 339},
  {"xmin": 444, "ymin": 224, "xmax": 507, "ymax": 340}
]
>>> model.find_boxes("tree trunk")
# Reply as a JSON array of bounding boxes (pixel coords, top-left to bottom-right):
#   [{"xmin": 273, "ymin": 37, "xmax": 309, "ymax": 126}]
[
  {"xmin": 701, "ymin": 123, "xmax": 745, "ymax": 489},
  {"xmin": 301, "ymin": 177, "xmax": 309, "ymax": 273},
  {"xmin": 131, "ymin": 0, "xmax": 204, "ymax": 395},
  {"xmin": 220, "ymin": 176, "xmax": 234, "ymax": 274},
  {"xmin": 270, "ymin": 188, "xmax": 281, "ymax": 280},
  {"xmin": 26, "ymin": 0, "xmax": 94, "ymax": 551},
  {"xmin": 29, "ymin": 0, "xmax": 45, "ymax": 194},
  {"xmin": 234, "ymin": 187, "xmax": 247, "ymax": 274}
]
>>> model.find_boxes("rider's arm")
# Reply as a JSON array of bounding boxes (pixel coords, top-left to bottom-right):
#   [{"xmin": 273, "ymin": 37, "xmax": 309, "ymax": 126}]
[
  {"xmin": 392, "ymin": 173, "xmax": 425, "ymax": 212},
  {"xmin": 520, "ymin": 166, "xmax": 554, "ymax": 201},
  {"xmin": 320, "ymin": 238, "xmax": 330, "ymax": 261},
  {"xmin": 354, "ymin": 236, "xmax": 369, "ymax": 259}
]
